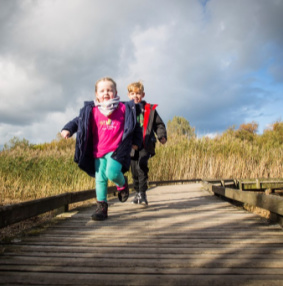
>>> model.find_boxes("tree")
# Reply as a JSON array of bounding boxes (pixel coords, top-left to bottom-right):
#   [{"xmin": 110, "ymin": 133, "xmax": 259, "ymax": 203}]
[
  {"xmin": 167, "ymin": 116, "xmax": 195, "ymax": 139},
  {"xmin": 236, "ymin": 121, "xmax": 258, "ymax": 142},
  {"xmin": 261, "ymin": 120, "xmax": 283, "ymax": 147},
  {"xmin": 239, "ymin": 121, "xmax": 258, "ymax": 134}
]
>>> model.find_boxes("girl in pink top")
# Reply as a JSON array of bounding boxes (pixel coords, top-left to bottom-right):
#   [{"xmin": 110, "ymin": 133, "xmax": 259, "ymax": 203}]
[{"xmin": 61, "ymin": 77, "xmax": 142, "ymax": 221}]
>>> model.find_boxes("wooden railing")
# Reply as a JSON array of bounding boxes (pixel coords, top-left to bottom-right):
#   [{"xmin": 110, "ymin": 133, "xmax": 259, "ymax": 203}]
[
  {"xmin": 0, "ymin": 179, "xmax": 200, "ymax": 229},
  {"xmin": 202, "ymin": 179, "xmax": 283, "ymax": 226},
  {"xmin": 1, "ymin": 178, "xmax": 282, "ymax": 229}
]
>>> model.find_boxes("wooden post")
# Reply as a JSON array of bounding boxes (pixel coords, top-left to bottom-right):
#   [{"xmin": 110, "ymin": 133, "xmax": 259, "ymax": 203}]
[
  {"xmin": 269, "ymin": 212, "xmax": 283, "ymax": 227},
  {"xmin": 256, "ymin": 179, "xmax": 261, "ymax": 189},
  {"xmin": 64, "ymin": 204, "xmax": 69, "ymax": 212}
]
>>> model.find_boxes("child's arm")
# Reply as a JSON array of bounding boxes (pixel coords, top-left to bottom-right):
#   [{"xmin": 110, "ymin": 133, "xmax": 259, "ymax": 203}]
[
  {"xmin": 61, "ymin": 117, "xmax": 79, "ymax": 139},
  {"xmin": 153, "ymin": 110, "xmax": 167, "ymax": 143},
  {"xmin": 160, "ymin": 137, "xmax": 167, "ymax": 144},
  {"xmin": 132, "ymin": 145, "xmax": 139, "ymax": 150}
]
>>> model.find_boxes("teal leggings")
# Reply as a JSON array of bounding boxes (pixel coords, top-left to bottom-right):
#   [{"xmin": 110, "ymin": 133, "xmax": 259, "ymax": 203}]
[{"xmin": 95, "ymin": 152, "xmax": 125, "ymax": 202}]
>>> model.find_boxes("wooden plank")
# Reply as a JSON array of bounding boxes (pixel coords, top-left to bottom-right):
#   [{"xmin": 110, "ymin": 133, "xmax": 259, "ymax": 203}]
[
  {"xmin": 1, "ymin": 256, "xmax": 283, "ymax": 269},
  {"xmin": 4, "ymin": 245, "xmax": 283, "ymax": 255},
  {"xmin": 16, "ymin": 231, "xmax": 283, "ymax": 238},
  {"xmin": 12, "ymin": 236, "xmax": 283, "ymax": 244},
  {"xmin": 1, "ymin": 265, "xmax": 283, "ymax": 275},
  {"xmin": 1, "ymin": 272, "xmax": 283, "ymax": 286},
  {"xmin": 2, "ymin": 250, "xmax": 283, "ymax": 260}
]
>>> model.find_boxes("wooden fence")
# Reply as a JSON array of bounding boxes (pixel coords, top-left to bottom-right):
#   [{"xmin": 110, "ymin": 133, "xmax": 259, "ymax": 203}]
[{"xmin": 202, "ymin": 179, "xmax": 283, "ymax": 226}]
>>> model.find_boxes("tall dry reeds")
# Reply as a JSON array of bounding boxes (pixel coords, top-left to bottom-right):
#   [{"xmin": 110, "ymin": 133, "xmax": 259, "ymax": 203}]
[
  {"xmin": 1, "ymin": 130, "xmax": 282, "ymax": 205},
  {"xmin": 148, "ymin": 133, "xmax": 283, "ymax": 181},
  {"xmin": 0, "ymin": 137, "xmax": 94, "ymax": 205}
]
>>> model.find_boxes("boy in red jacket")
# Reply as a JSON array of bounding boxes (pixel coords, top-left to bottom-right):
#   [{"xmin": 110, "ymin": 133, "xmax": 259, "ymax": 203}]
[{"xmin": 127, "ymin": 81, "xmax": 167, "ymax": 205}]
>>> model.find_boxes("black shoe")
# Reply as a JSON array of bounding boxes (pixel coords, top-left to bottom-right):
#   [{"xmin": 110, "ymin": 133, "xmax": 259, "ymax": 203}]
[
  {"xmin": 139, "ymin": 192, "xmax": 148, "ymax": 205},
  {"xmin": 132, "ymin": 192, "xmax": 141, "ymax": 204},
  {"xmin": 132, "ymin": 192, "xmax": 148, "ymax": 205},
  {"xmin": 117, "ymin": 176, "xmax": 129, "ymax": 203},
  {"xmin": 91, "ymin": 201, "xmax": 108, "ymax": 221}
]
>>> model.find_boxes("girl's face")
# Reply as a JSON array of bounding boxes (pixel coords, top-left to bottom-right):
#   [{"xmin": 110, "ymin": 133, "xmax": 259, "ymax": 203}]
[
  {"xmin": 128, "ymin": 90, "xmax": 145, "ymax": 104},
  {"xmin": 96, "ymin": 80, "xmax": 117, "ymax": 102}
]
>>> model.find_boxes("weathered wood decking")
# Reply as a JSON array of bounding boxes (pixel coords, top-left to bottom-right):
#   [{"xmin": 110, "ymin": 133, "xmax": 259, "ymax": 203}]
[{"xmin": 0, "ymin": 183, "xmax": 283, "ymax": 285}]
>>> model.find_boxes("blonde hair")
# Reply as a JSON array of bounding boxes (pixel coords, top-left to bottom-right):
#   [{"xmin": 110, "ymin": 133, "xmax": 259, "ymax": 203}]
[
  {"xmin": 95, "ymin": 77, "xmax": 117, "ymax": 92},
  {"xmin": 127, "ymin": 81, "xmax": 144, "ymax": 93}
]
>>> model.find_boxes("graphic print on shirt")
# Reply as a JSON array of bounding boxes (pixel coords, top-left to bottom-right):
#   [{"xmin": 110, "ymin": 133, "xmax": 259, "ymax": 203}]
[
  {"xmin": 99, "ymin": 118, "xmax": 117, "ymax": 130},
  {"xmin": 92, "ymin": 103, "xmax": 126, "ymax": 158},
  {"xmin": 137, "ymin": 113, "xmax": 144, "ymax": 127}
]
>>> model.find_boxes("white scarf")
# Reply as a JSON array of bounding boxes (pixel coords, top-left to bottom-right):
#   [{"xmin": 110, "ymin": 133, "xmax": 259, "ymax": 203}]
[{"xmin": 95, "ymin": 96, "xmax": 120, "ymax": 117}]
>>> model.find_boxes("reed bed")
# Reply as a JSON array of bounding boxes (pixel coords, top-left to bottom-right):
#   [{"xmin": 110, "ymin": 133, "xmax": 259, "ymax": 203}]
[
  {"xmin": 1, "ymin": 130, "xmax": 282, "ymax": 206},
  {"xmin": 0, "ymin": 138, "xmax": 94, "ymax": 205},
  {"xmin": 149, "ymin": 134, "xmax": 283, "ymax": 181}
]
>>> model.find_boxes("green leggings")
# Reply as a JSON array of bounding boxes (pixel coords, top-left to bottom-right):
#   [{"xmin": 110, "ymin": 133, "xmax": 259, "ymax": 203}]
[{"xmin": 95, "ymin": 152, "xmax": 125, "ymax": 202}]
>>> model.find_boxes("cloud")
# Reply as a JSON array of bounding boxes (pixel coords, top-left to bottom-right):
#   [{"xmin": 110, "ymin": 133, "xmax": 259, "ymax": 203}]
[
  {"xmin": 0, "ymin": 57, "xmax": 65, "ymax": 124},
  {"xmin": 1, "ymin": 0, "xmax": 283, "ymax": 145}
]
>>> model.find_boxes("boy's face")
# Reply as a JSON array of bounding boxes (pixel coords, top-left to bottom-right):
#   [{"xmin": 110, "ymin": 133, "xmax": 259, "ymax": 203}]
[
  {"xmin": 96, "ymin": 80, "xmax": 117, "ymax": 102},
  {"xmin": 128, "ymin": 90, "xmax": 145, "ymax": 104}
]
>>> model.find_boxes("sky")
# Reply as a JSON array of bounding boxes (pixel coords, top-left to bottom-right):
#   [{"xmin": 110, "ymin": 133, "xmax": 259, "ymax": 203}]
[{"xmin": 1, "ymin": 0, "xmax": 283, "ymax": 146}]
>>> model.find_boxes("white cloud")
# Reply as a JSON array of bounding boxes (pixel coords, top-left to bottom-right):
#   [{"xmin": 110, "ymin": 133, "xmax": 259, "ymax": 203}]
[
  {"xmin": 0, "ymin": 56, "xmax": 64, "ymax": 125},
  {"xmin": 0, "ymin": 106, "xmax": 78, "ymax": 145}
]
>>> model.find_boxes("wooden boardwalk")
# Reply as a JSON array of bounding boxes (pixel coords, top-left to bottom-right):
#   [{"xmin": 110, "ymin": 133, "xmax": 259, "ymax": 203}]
[{"xmin": 0, "ymin": 183, "xmax": 283, "ymax": 285}]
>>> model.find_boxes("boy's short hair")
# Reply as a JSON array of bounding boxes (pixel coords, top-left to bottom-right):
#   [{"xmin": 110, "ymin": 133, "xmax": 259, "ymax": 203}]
[
  {"xmin": 127, "ymin": 81, "xmax": 144, "ymax": 93},
  {"xmin": 95, "ymin": 77, "xmax": 117, "ymax": 92}
]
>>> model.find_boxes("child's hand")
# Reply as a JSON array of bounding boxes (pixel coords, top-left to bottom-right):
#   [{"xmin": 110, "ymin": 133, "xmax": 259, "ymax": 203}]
[
  {"xmin": 132, "ymin": 145, "xmax": 139, "ymax": 150},
  {"xmin": 61, "ymin": 130, "xmax": 70, "ymax": 139},
  {"xmin": 160, "ymin": 137, "xmax": 167, "ymax": 144}
]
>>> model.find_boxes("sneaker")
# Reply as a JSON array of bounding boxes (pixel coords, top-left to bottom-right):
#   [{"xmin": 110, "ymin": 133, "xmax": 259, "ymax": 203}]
[
  {"xmin": 132, "ymin": 192, "xmax": 148, "ymax": 205},
  {"xmin": 116, "ymin": 176, "xmax": 129, "ymax": 203},
  {"xmin": 139, "ymin": 192, "xmax": 148, "ymax": 205},
  {"xmin": 91, "ymin": 201, "xmax": 108, "ymax": 221},
  {"xmin": 132, "ymin": 192, "xmax": 141, "ymax": 204}
]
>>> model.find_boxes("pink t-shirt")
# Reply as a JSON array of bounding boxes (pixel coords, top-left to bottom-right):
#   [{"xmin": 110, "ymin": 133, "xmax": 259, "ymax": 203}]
[{"xmin": 92, "ymin": 102, "xmax": 125, "ymax": 158}]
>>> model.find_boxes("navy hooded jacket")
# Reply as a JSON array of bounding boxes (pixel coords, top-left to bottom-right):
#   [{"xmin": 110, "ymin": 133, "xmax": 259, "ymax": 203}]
[{"xmin": 62, "ymin": 100, "xmax": 142, "ymax": 177}]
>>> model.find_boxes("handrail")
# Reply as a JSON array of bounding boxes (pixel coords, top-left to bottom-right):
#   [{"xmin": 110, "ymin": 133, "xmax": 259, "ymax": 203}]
[
  {"xmin": 0, "ymin": 179, "xmax": 200, "ymax": 229},
  {"xmin": 202, "ymin": 180, "xmax": 283, "ymax": 226},
  {"xmin": 0, "ymin": 188, "xmax": 96, "ymax": 229}
]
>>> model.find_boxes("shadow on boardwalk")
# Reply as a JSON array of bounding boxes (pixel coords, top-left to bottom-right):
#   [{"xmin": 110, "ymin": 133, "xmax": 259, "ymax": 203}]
[{"xmin": 0, "ymin": 183, "xmax": 283, "ymax": 285}]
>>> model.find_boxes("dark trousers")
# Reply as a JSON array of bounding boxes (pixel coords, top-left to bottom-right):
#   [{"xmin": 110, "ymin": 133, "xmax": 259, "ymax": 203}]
[{"xmin": 130, "ymin": 149, "xmax": 151, "ymax": 193}]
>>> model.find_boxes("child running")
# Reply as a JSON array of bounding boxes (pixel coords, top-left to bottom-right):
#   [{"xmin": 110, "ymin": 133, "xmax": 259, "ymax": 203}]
[
  {"xmin": 127, "ymin": 81, "xmax": 167, "ymax": 205},
  {"xmin": 61, "ymin": 77, "xmax": 142, "ymax": 221}
]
